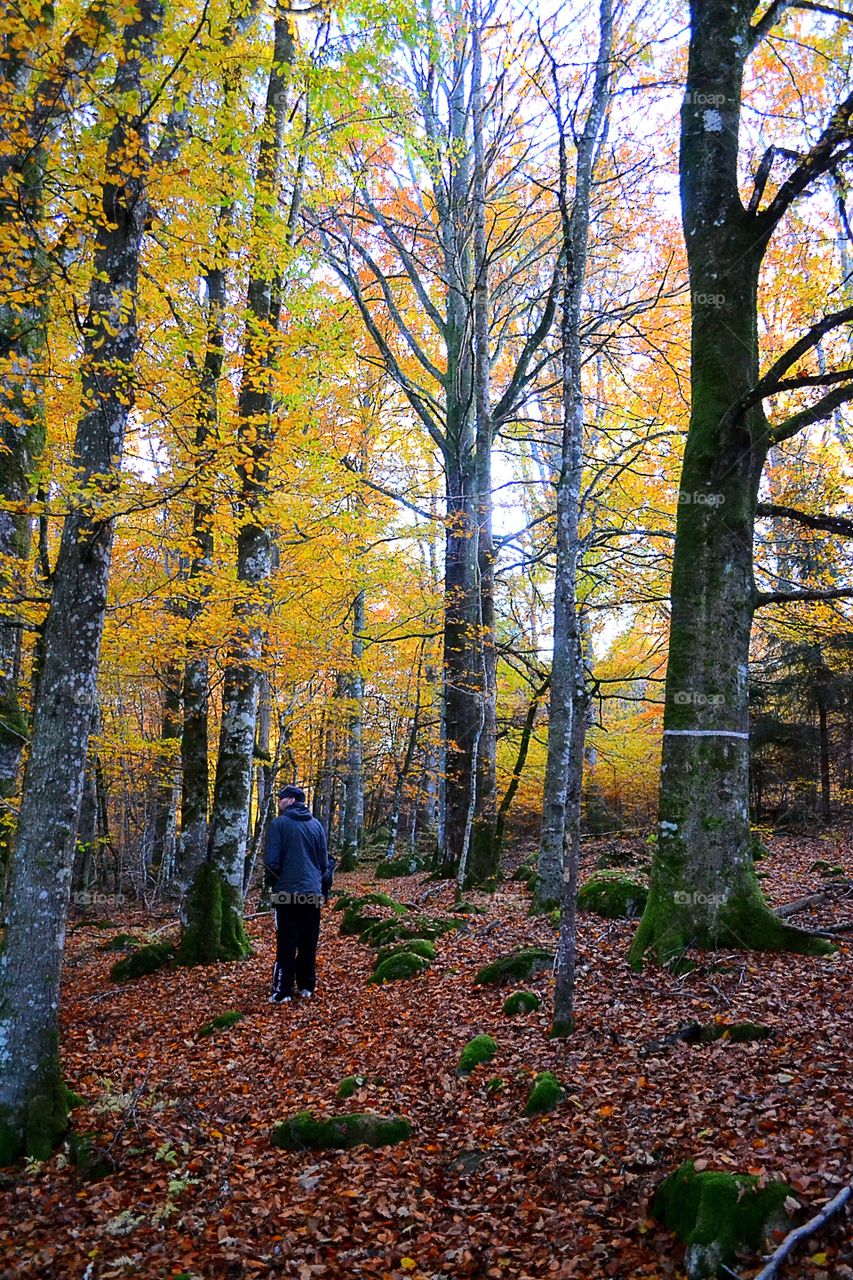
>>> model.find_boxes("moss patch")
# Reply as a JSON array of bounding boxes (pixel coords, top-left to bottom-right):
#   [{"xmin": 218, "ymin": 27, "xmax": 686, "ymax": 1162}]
[
  {"xmin": 457, "ymin": 1034, "xmax": 497, "ymax": 1074},
  {"xmin": 375, "ymin": 938, "xmax": 436, "ymax": 966},
  {"xmin": 652, "ymin": 1161, "xmax": 792, "ymax": 1279},
  {"xmin": 197, "ymin": 1010, "xmax": 243, "ymax": 1038},
  {"xmin": 474, "ymin": 948, "xmax": 555, "ymax": 986},
  {"xmin": 357, "ymin": 892, "xmax": 407, "ymax": 913},
  {"xmin": 339, "ymin": 907, "xmax": 382, "ymax": 937},
  {"xmin": 0, "ymin": 1052, "xmax": 71, "ymax": 1165},
  {"xmin": 375, "ymin": 856, "xmax": 424, "ymax": 879},
  {"xmin": 100, "ymin": 933, "xmax": 139, "ymax": 952},
  {"xmin": 524, "ymin": 1071, "xmax": 564, "ymax": 1116},
  {"xmin": 337, "ymin": 1074, "xmax": 367, "ymax": 1099},
  {"xmin": 578, "ymin": 872, "xmax": 648, "ymax": 919},
  {"xmin": 176, "ymin": 863, "xmax": 252, "ymax": 966},
  {"xmin": 503, "ymin": 990, "xmax": 541, "ymax": 1016},
  {"xmin": 109, "ymin": 942, "xmax": 174, "ymax": 982},
  {"xmin": 271, "ymin": 1110, "xmax": 411, "ymax": 1151},
  {"xmin": 369, "ymin": 951, "xmax": 430, "ymax": 984}
]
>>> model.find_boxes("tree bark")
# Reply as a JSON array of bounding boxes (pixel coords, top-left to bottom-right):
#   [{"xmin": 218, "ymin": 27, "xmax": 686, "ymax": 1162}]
[
  {"xmin": 0, "ymin": 0, "xmax": 164, "ymax": 1163},
  {"xmin": 339, "ymin": 590, "xmax": 365, "ymax": 869},
  {"xmin": 538, "ymin": 0, "xmax": 612, "ymax": 908},
  {"xmin": 630, "ymin": 0, "xmax": 835, "ymax": 967},
  {"xmin": 179, "ymin": 8, "xmax": 295, "ymax": 965}
]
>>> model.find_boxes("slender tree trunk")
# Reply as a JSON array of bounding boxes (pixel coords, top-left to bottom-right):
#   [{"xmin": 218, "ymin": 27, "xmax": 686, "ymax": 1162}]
[
  {"xmin": 179, "ymin": 9, "xmax": 295, "ymax": 965},
  {"xmin": 339, "ymin": 590, "xmax": 365, "ymax": 869},
  {"xmin": 630, "ymin": 0, "xmax": 832, "ymax": 967},
  {"xmin": 0, "ymin": 0, "xmax": 164, "ymax": 1162},
  {"xmin": 538, "ymin": 0, "xmax": 612, "ymax": 908},
  {"xmin": 386, "ymin": 675, "xmax": 421, "ymax": 861},
  {"xmin": 817, "ymin": 687, "xmax": 831, "ymax": 823},
  {"xmin": 151, "ymin": 667, "xmax": 181, "ymax": 882},
  {"xmin": 552, "ymin": 666, "xmax": 589, "ymax": 1037}
]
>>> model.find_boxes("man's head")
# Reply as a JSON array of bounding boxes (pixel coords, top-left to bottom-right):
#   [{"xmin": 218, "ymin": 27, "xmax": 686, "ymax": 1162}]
[{"xmin": 278, "ymin": 783, "xmax": 306, "ymax": 812}]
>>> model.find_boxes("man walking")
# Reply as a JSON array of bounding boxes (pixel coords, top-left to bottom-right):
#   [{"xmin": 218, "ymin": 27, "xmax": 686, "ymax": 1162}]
[{"xmin": 264, "ymin": 784, "xmax": 332, "ymax": 1005}]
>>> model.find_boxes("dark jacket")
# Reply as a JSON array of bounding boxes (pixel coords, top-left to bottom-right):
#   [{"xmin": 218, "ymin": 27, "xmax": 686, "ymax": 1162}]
[{"xmin": 264, "ymin": 804, "xmax": 329, "ymax": 899}]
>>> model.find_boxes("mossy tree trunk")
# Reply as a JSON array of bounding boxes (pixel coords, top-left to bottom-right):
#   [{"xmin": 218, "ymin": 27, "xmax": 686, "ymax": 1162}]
[
  {"xmin": 0, "ymin": 0, "xmax": 164, "ymax": 1163},
  {"xmin": 179, "ymin": 10, "xmax": 296, "ymax": 964},
  {"xmin": 631, "ymin": 0, "xmax": 852, "ymax": 968}
]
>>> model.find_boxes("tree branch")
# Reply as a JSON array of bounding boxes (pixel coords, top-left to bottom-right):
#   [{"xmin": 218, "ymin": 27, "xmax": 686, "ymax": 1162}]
[
  {"xmin": 756, "ymin": 502, "xmax": 853, "ymax": 537},
  {"xmin": 770, "ymin": 382, "xmax": 853, "ymax": 442},
  {"xmin": 755, "ymin": 585, "xmax": 853, "ymax": 607}
]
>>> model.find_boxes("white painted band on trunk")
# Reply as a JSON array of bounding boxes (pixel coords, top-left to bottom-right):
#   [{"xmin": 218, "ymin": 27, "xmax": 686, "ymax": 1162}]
[{"xmin": 664, "ymin": 729, "xmax": 750, "ymax": 739}]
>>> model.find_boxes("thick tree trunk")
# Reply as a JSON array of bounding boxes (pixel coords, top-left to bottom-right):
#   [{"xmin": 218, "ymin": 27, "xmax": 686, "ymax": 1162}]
[
  {"xmin": 339, "ymin": 590, "xmax": 365, "ymax": 869},
  {"xmin": 630, "ymin": 0, "xmax": 832, "ymax": 967},
  {"xmin": 0, "ymin": 0, "xmax": 163, "ymax": 1163}
]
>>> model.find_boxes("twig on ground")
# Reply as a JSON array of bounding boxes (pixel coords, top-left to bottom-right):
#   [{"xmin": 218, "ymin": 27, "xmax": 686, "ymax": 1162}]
[{"xmin": 753, "ymin": 1181, "xmax": 852, "ymax": 1280}]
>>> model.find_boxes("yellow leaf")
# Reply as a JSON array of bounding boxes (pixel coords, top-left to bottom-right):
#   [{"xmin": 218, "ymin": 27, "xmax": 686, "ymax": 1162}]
[{"xmin": 401, "ymin": 1260, "xmax": 417, "ymax": 1272}]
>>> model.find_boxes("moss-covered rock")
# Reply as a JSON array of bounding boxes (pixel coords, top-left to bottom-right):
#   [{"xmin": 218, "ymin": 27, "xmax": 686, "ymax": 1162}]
[
  {"xmin": 578, "ymin": 872, "xmax": 648, "ymax": 919},
  {"xmin": 100, "ymin": 933, "xmax": 138, "ymax": 952},
  {"xmin": 339, "ymin": 906, "xmax": 382, "ymax": 937},
  {"xmin": 197, "ymin": 1010, "xmax": 243, "ymax": 1038},
  {"xmin": 271, "ymin": 1110, "xmax": 411, "ymax": 1151},
  {"xmin": 457, "ymin": 1034, "xmax": 497, "ymax": 1074},
  {"xmin": 357, "ymin": 892, "xmax": 408, "ymax": 913},
  {"xmin": 358, "ymin": 917, "xmax": 406, "ymax": 948},
  {"xmin": 337, "ymin": 1074, "xmax": 366, "ymax": 1099},
  {"xmin": 450, "ymin": 899, "xmax": 486, "ymax": 914},
  {"xmin": 524, "ymin": 1071, "xmax": 564, "ymax": 1116},
  {"xmin": 375, "ymin": 856, "xmax": 424, "ymax": 879},
  {"xmin": 369, "ymin": 950, "xmax": 430, "ymax": 984},
  {"xmin": 375, "ymin": 938, "xmax": 436, "ymax": 966},
  {"xmin": 512, "ymin": 857, "xmax": 536, "ymax": 883},
  {"xmin": 109, "ymin": 942, "xmax": 174, "ymax": 982},
  {"xmin": 652, "ymin": 1161, "xmax": 792, "ymax": 1279},
  {"xmin": 503, "ymin": 990, "xmax": 541, "ymax": 1016},
  {"xmin": 474, "ymin": 948, "xmax": 555, "ymax": 987},
  {"xmin": 67, "ymin": 1130, "xmax": 113, "ymax": 1180},
  {"xmin": 332, "ymin": 892, "xmax": 357, "ymax": 911}
]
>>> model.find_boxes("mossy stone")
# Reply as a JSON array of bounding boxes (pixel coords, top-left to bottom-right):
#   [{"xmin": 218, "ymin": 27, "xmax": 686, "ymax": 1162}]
[
  {"xmin": 512, "ymin": 859, "xmax": 536, "ymax": 883},
  {"xmin": 375, "ymin": 856, "xmax": 424, "ymax": 879},
  {"xmin": 524, "ymin": 1071, "xmax": 564, "ymax": 1116},
  {"xmin": 578, "ymin": 872, "xmax": 648, "ymax": 919},
  {"xmin": 652, "ymin": 1160, "xmax": 792, "ymax": 1279},
  {"xmin": 358, "ymin": 917, "xmax": 405, "ymax": 947},
  {"xmin": 357, "ymin": 892, "xmax": 407, "ymax": 913},
  {"xmin": 337, "ymin": 1074, "xmax": 366, "ymax": 1099},
  {"xmin": 503, "ymin": 990, "xmax": 541, "ymax": 1016},
  {"xmin": 339, "ymin": 906, "xmax": 381, "ymax": 937},
  {"xmin": 474, "ymin": 948, "xmax": 555, "ymax": 986},
  {"xmin": 271, "ymin": 1110, "xmax": 411, "ymax": 1150},
  {"xmin": 109, "ymin": 942, "xmax": 173, "ymax": 982},
  {"xmin": 376, "ymin": 938, "xmax": 436, "ymax": 965},
  {"xmin": 369, "ymin": 950, "xmax": 429, "ymax": 984},
  {"xmin": 100, "ymin": 933, "xmax": 138, "ymax": 952},
  {"xmin": 457, "ymin": 1034, "xmax": 497, "ymax": 1074},
  {"xmin": 197, "ymin": 1010, "xmax": 243, "ymax": 1038}
]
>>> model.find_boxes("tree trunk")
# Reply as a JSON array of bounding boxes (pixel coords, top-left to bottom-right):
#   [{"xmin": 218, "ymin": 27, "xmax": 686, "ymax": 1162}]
[
  {"xmin": 339, "ymin": 590, "xmax": 365, "ymax": 869},
  {"xmin": 552, "ymin": 669, "xmax": 590, "ymax": 1037},
  {"xmin": 630, "ymin": 0, "xmax": 833, "ymax": 967},
  {"xmin": 495, "ymin": 676, "xmax": 549, "ymax": 857},
  {"xmin": 151, "ymin": 667, "xmax": 181, "ymax": 883},
  {"xmin": 179, "ymin": 9, "xmax": 294, "ymax": 965},
  {"xmin": 538, "ymin": 0, "xmax": 612, "ymax": 909},
  {"xmin": 0, "ymin": 0, "xmax": 164, "ymax": 1163}
]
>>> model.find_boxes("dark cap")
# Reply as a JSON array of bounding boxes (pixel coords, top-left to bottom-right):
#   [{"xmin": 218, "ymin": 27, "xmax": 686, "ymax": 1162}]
[{"xmin": 278, "ymin": 783, "xmax": 306, "ymax": 804}]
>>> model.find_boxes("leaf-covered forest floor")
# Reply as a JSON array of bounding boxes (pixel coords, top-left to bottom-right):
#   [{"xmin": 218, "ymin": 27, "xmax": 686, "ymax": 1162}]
[{"xmin": 2, "ymin": 831, "xmax": 851, "ymax": 1280}]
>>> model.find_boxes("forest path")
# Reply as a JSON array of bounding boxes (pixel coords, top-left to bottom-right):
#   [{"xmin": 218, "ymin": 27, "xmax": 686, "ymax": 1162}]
[{"xmin": 2, "ymin": 833, "xmax": 851, "ymax": 1280}]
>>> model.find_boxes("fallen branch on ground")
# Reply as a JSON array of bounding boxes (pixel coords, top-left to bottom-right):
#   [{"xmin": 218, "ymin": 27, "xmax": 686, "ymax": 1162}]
[{"xmin": 752, "ymin": 1181, "xmax": 852, "ymax": 1280}]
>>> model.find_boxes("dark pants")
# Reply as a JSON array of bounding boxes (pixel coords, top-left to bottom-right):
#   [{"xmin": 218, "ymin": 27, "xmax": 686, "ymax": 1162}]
[{"xmin": 272, "ymin": 903, "xmax": 321, "ymax": 995}]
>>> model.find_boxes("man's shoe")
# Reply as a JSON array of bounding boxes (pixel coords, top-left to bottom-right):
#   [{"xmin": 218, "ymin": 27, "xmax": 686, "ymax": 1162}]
[
  {"xmin": 269, "ymin": 991, "xmax": 292, "ymax": 1004},
  {"xmin": 297, "ymin": 989, "xmax": 313, "ymax": 999}
]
